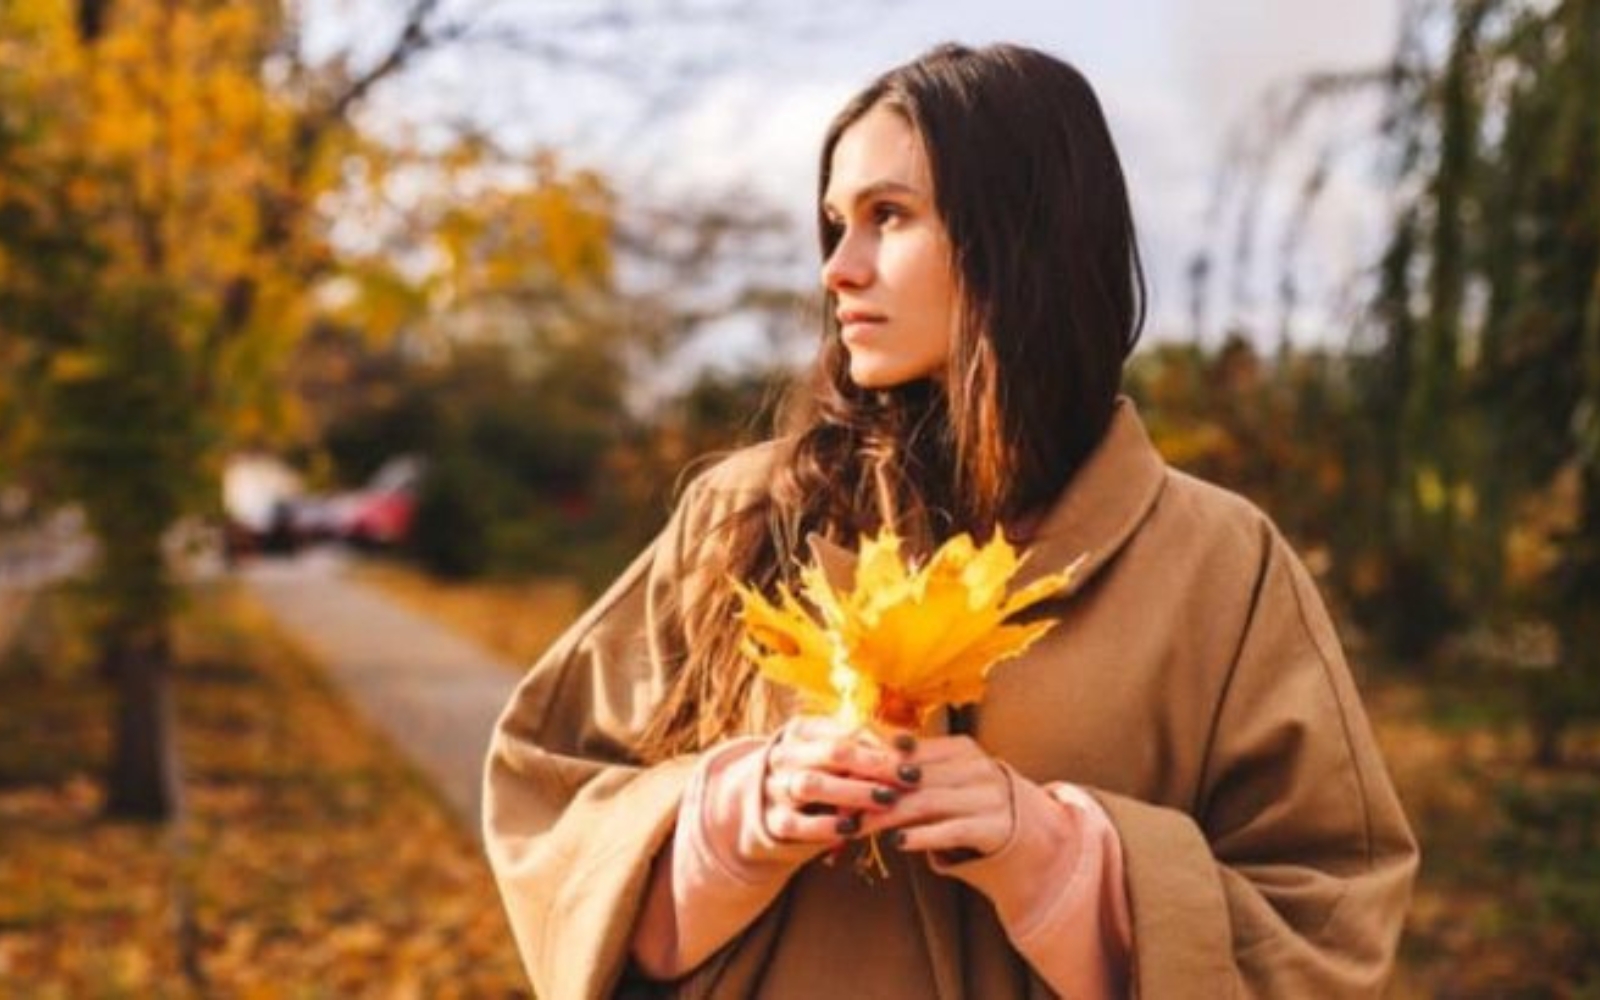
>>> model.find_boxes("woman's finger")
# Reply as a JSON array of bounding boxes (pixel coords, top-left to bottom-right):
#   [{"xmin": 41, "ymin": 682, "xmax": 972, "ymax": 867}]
[
  {"xmin": 761, "ymin": 803, "xmax": 852, "ymax": 843},
  {"xmin": 860, "ymin": 741, "xmax": 1018, "ymax": 855},
  {"xmin": 859, "ymin": 780, "xmax": 1014, "ymax": 855},
  {"xmin": 896, "ymin": 733, "xmax": 986, "ymax": 765},
  {"xmin": 863, "ymin": 781, "xmax": 1004, "ymax": 828},
  {"xmin": 885, "ymin": 814, "xmax": 1013, "ymax": 857},
  {"xmin": 769, "ymin": 719, "xmax": 905, "ymax": 785},
  {"xmin": 766, "ymin": 765, "xmax": 900, "ymax": 815}
]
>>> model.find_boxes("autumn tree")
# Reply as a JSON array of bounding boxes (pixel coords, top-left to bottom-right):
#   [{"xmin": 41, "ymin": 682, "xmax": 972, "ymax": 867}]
[
  {"xmin": 0, "ymin": 0, "xmax": 500, "ymax": 819},
  {"xmin": 1193, "ymin": 0, "xmax": 1600, "ymax": 755},
  {"xmin": 1367, "ymin": 0, "xmax": 1600, "ymax": 757},
  {"xmin": 3, "ymin": 0, "xmax": 836, "ymax": 819}
]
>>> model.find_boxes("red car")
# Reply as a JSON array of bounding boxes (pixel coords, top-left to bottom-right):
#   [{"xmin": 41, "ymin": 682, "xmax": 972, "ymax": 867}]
[{"xmin": 320, "ymin": 455, "xmax": 426, "ymax": 548}]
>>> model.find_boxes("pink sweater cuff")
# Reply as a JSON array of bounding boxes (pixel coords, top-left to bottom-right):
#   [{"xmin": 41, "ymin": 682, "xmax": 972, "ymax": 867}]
[
  {"xmin": 933, "ymin": 771, "xmax": 1133, "ymax": 999},
  {"xmin": 682, "ymin": 735, "xmax": 818, "ymax": 883},
  {"xmin": 631, "ymin": 736, "xmax": 813, "ymax": 979}
]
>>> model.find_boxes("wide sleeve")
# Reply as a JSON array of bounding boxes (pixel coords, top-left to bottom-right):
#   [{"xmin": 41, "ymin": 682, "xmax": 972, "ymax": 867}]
[
  {"xmin": 1094, "ymin": 531, "xmax": 1419, "ymax": 999},
  {"xmin": 481, "ymin": 473, "xmax": 730, "ymax": 1000}
]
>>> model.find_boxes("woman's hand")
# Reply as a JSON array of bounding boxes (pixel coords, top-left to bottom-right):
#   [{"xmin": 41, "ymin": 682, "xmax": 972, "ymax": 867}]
[
  {"xmin": 761, "ymin": 721, "xmax": 1019, "ymax": 860},
  {"xmin": 859, "ymin": 733, "xmax": 1017, "ymax": 859},
  {"xmin": 761, "ymin": 715, "xmax": 910, "ymax": 843}
]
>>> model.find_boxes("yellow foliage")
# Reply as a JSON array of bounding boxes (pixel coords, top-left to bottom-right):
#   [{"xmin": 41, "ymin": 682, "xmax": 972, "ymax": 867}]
[
  {"xmin": 46, "ymin": 350, "xmax": 107, "ymax": 383},
  {"xmin": 1505, "ymin": 464, "xmax": 1583, "ymax": 589},
  {"xmin": 1416, "ymin": 466, "xmax": 1449, "ymax": 515},
  {"xmin": 1148, "ymin": 418, "xmax": 1233, "ymax": 468},
  {"xmin": 3, "ymin": 0, "xmax": 618, "ymax": 452},
  {"xmin": 738, "ymin": 530, "xmax": 1081, "ymax": 729},
  {"xmin": 0, "ymin": 0, "xmax": 328, "ymax": 448}
]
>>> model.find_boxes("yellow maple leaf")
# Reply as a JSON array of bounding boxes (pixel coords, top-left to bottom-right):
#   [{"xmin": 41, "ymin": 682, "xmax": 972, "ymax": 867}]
[
  {"xmin": 737, "ymin": 529, "xmax": 1082, "ymax": 729},
  {"xmin": 732, "ymin": 579, "xmax": 836, "ymax": 710}
]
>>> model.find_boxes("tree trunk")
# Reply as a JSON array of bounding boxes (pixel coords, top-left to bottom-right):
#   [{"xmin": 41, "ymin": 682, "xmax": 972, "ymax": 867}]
[
  {"xmin": 75, "ymin": 0, "xmax": 110, "ymax": 42},
  {"xmin": 1531, "ymin": 707, "xmax": 1566, "ymax": 769},
  {"xmin": 104, "ymin": 628, "xmax": 179, "ymax": 821}
]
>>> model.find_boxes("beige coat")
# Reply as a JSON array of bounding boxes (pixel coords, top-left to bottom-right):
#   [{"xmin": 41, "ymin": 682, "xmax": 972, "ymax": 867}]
[{"xmin": 483, "ymin": 399, "xmax": 1418, "ymax": 998}]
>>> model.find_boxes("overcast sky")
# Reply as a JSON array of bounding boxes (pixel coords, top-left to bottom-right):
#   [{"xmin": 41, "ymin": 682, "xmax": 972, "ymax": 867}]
[{"xmin": 324, "ymin": 0, "xmax": 1403, "ymax": 364}]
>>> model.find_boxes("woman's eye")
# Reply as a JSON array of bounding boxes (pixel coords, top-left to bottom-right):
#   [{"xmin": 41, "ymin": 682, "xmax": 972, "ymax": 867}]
[{"xmin": 872, "ymin": 203, "xmax": 905, "ymax": 226}]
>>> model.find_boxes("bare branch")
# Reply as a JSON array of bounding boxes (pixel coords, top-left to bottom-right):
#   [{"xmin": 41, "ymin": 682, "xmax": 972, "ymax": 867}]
[{"xmin": 324, "ymin": 0, "xmax": 447, "ymax": 124}]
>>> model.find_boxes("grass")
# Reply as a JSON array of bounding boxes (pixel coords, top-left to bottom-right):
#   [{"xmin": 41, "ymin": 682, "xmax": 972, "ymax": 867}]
[
  {"xmin": 352, "ymin": 559, "xmax": 584, "ymax": 669},
  {"xmin": 0, "ymin": 583, "xmax": 531, "ymax": 997}
]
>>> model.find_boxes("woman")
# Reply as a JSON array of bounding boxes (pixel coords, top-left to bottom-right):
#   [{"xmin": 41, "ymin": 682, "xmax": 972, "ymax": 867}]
[{"xmin": 484, "ymin": 42, "xmax": 1418, "ymax": 998}]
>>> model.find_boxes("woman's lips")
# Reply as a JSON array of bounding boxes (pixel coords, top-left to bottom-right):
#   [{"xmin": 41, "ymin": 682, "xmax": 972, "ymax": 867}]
[{"xmin": 838, "ymin": 310, "xmax": 886, "ymax": 340}]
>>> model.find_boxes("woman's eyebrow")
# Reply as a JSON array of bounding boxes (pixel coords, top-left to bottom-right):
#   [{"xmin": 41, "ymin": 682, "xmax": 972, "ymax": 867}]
[{"xmin": 822, "ymin": 179, "xmax": 923, "ymax": 216}]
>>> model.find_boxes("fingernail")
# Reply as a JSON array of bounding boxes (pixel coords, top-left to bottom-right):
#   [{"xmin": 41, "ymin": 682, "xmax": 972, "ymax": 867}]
[
  {"xmin": 892, "ymin": 732, "xmax": 917, "ymax": 753},
  {"xmin": 871, "ymin": 786, "xmax": 898, "ymax": 806},
  {"xmin": 835, "ymin": 813, "xmax": 862, "ymax": 836},
  {"xmin": 897, "ymin": 763, "xmax": 922, "ymax": 784}
]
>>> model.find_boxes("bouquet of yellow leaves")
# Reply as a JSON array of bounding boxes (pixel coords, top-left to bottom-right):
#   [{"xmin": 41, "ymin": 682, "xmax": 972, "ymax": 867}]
[{"xmin": 735, "ymin": 529, "xmax": 1082, "ymax": 733}]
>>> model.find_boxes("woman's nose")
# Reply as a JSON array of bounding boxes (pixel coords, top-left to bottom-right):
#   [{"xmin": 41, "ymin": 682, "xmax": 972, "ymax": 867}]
[{"xmin": 822, "ymin": 232, "xmax": 872, "ymax": 291}]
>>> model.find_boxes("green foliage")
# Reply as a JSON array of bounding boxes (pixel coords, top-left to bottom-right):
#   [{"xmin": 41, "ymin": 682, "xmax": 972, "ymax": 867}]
[
  {"xmin": 1351, "ymin": 0, "xmax": 1600, "ymax": 732},
  {"xmin": 1128, "ymin": 340, "xmax": 1356, "ymax": 548},
  {"xmin": 323, "ymin": 387, "xmax": 444, "ymax": 487},
  {"xmin": 39, "ymin": 283, "xmax": 207, "ymax": 636},
  {"xmin": 1191, "ymin": 1, "xmax": 1599, "ymax": 688},
  {"xmin": 1491, "ymin": 774, "xmax": 1600, "ymax": 984},
  {"xmin": 408, "ymin": 453, "xmax": 493, "ymax": 580},
  {"xmin": 308, "ymin": 336, "xmax": 640, "ymax": 583},
  {"xmin": 1164, "ymin": 12, "xmax": 1600, "ymax": 983},
  {"xmin": 298, "ymin": 329, "xmax": 791, "ymax": 591}
]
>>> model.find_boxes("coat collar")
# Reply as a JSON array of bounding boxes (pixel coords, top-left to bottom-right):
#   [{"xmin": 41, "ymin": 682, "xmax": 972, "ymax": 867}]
[
  {"xmin": 1011, "ymin": 395, "xmax": 1168, "ymax": 592},
  {"xmin": 806, "ymin": 396, "xmax": 1168, "ymax": 596}
]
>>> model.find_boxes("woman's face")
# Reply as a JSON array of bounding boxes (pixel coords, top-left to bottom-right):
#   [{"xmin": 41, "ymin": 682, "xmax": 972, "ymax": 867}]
[{"xmin": 822, "ymin": 104, "xmax": 960, "ymax": 389}]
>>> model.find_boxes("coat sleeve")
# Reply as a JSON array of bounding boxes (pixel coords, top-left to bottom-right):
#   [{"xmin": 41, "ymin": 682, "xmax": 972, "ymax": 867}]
[
  {"xmin": 481, "ymin": 473, "xmax": 732, "ymax": 1000},
  {"xmin": 1094, "ymin": 530, "xmax": 1419, "ymax": 999}
]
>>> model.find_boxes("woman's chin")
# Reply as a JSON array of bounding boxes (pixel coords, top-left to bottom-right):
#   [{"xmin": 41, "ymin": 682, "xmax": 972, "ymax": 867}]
[
  {"xmin": 847, "ymin": 360, "xmax": 935, "ymax": 391},
  {"xmin": 848, "ymin": 370, "xmax": 892, "ymax": 390}
]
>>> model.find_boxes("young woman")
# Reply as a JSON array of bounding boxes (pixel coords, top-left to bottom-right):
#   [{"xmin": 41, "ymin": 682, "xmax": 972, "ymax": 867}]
[{"xmin": 484, "ymin": 43, "xmax": 1418, "ymax": 999}]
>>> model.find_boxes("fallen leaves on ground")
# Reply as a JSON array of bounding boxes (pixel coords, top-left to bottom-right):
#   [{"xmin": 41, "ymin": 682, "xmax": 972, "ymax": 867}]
[
  {"xmin": 353, "ymin": 560, "xmax": 583, "ymax": 669},
  {"xmin": 0, "ymin": 584, "xmax": 531, "ymax": 997},
  {"xmin": 1368, "ymin": 678, "xmax": 1600, "ymax": 998}
]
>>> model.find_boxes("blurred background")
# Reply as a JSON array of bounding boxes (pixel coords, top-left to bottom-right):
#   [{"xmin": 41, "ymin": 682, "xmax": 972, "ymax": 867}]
[{"xmin": 2, "ymin": 0, "xmax": 1597, "ymax": 995}]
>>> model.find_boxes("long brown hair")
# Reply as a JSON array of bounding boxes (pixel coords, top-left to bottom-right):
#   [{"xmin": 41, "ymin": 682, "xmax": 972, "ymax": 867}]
[{"xmin": 635, "ymin": 42, "xmax": 1146, "ymax": 762}]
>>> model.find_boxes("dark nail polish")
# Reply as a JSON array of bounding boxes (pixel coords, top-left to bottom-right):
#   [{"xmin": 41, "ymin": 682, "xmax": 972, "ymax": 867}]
[
  {"xmin": 897, "ymin": 763, "xmax": 922, "ymax": 784},
  {"xmin": 892, "ymin": 732, "xmax": 917, "ymax": 753},
  {"xmin": 835, "ymin": 813, "xmax": 862, "ymax": 836},
  {"xmin": 871, "ymin": 786, "xmax": 898, "ymax": 806}
]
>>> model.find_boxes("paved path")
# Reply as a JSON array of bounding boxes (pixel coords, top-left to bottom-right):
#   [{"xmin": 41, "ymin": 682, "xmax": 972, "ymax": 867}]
[
  {"xmin": 1, "ymin": 513, "xmax": 93, "ymax": 658},
  {"xmin": 0, "ymin": 511, "xmax": 97, "ymax": 590},
  {"xmin": 241, "ymin": 548, "xmax": 522, "ymax": 836}
]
